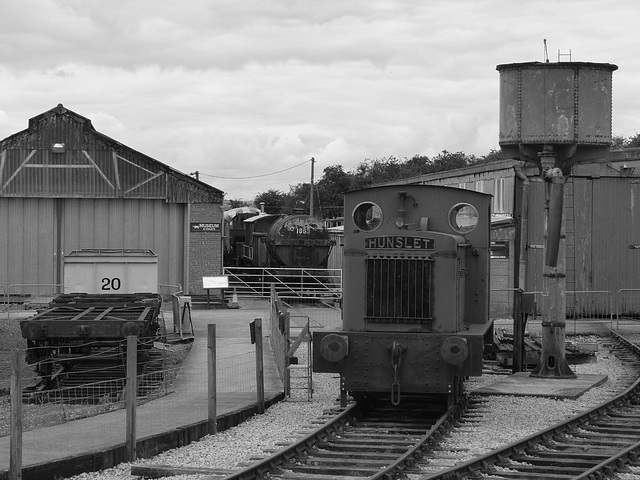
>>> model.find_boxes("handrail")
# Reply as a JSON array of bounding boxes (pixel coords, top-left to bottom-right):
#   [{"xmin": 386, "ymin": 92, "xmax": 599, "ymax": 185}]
[
  {"xmin": 223, "ymin": 267, "xmax": 342, "ymax": 301},
  {"xmin": 6, "ymin": 283, "xmax": 64, "ymax": 320},
  {"xmin": 616, "ymin": 289, "xmax": 640, "ymax": 328}
]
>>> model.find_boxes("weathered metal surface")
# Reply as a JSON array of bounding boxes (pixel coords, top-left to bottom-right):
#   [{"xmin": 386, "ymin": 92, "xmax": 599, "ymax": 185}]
[
  {"xmin": 591, "ymin": 178, "xmax": 640, "ymax": 300},
  {"xmin": 0, "ymin": 196, "xmax": 186, "ymax": 290},
  {"xmin": 497, "ymin": 61, "xmax": 617, "ymax": 147},
  {"xmin": 0, "ymin": 104, "xmax": 222, "ymax": 204},
  {"xmin": 0, "ymin": 197, "xmax": 57, "ymax": 289}
]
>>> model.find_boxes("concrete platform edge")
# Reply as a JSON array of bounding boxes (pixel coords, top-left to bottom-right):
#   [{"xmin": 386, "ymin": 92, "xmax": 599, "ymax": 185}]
[{"xmin": 0, "ymin": 392, "xmax": 285, "ymax": 480}]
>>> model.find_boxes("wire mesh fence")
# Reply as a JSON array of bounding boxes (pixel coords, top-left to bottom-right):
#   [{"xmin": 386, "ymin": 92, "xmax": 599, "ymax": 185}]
[{"xmin": 2, "ymin": 342, "xmax": 263, "ymax": 442}]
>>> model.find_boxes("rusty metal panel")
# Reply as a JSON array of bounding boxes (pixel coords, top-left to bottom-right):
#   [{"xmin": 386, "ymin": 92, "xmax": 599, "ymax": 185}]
[
  {"xmin": 0, "ymin": 197, "xmax": 57, "ymax": 288},
  {"xmin": 0, "ymin": 105, "xmax": 222, "ymax": 203},
  {"xmin": 520, "ymin": 66, "xmax": 575, "ymax": 143},
  {"xmin": 62, "ymin": 199, "xmax": 186, "ymax": 288},
  {"xmin": 0, "ymin": 147, "xmax": 167, "ymax": 199},
  {"xmin": 524, "ymin": 178, "xmax": 546, "ymax": 293},
  {"xmin": 571, "ymin": 178, "xmax": 593, "ymax": 292},
  {"xmin": 497, "ymin": 62, "xmax": 616, "ymax": 147},
  {"xmin": 591, "ymin": 178, "xmax": 640, "ymax": 294},
  {"xmin": 577, "ymin": 68, "xmax": 614, "ymax": 143},
  {"xmin": 497, "ymin": 68, "xmax": 520, "ymax": 144}
]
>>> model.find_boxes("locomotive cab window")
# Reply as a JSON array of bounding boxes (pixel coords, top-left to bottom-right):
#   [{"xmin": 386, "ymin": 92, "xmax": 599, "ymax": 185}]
[
  {"xmin": 448, "ymin": 203, "xmax": 479, "ymax": 233},
  {"xmin": 353, "ymin": 202, "xmax": 383, "ymax": 231}
]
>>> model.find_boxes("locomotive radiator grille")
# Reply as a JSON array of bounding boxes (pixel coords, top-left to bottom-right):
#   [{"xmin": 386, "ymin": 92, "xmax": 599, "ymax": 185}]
[{"xmin": 365, "ymin": 256, "xmax": 432, "ymax": 323}]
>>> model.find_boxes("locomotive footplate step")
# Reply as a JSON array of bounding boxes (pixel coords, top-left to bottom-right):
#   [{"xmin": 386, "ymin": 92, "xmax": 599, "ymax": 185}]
[{"xmin": 473, "ymin": 372, "xmax": 608, "ymax": 399}]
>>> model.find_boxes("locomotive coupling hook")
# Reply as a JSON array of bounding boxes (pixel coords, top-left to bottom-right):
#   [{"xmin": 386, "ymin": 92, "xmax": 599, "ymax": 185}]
[{"xmin": 389, "ymin": 341, "xmax": 406, "ymax": 406}]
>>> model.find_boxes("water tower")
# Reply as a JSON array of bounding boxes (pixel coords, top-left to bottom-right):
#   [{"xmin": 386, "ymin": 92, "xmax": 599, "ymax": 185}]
[{"xmin": 496, "ymin": 61, "xmax": 617, "ymax": 378}]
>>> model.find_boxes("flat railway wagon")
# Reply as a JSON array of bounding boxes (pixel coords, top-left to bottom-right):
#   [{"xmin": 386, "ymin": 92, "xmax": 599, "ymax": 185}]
[
  {"xmin": 313, "ymin": 184, "xmax": 493, "ymax": 406},
  {"xmin": 19, "ymin": 249, "xmax": 163, "ymax": 390}
]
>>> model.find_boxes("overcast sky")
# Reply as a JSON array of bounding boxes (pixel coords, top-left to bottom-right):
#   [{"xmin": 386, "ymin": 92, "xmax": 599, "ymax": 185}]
[{"xmin": 1, "ymin": 0, "xmax": 638, "ymax": 201}]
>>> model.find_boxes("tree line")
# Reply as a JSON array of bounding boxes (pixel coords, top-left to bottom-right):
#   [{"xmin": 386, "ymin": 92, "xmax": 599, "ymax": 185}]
[{"xmin": 230, "ymin": 134, "xmax": 640, "ymax": 219}]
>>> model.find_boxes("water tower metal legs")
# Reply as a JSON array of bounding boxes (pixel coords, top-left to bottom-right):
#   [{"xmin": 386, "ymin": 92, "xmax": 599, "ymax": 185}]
[{"xmin": 530, "ymin": 149, "xmax": 576, "ymax": 379}]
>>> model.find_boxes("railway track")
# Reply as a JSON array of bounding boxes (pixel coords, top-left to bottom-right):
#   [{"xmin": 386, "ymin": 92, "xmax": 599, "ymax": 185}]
[
  {"xmin": 131, "ymin": 328, "xmax": 640, "ymax": 480},
  {"xmin": 133, "ymin": 395, "xmax": 467, "ymax": 480},
  {"xmin": 418, "ymin": 328, "xmax": 640, "ymax": 480}
]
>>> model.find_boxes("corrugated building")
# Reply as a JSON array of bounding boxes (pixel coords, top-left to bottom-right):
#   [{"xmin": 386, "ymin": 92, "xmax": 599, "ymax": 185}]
[
  {"xmin": 0, "ymin": 104, "xmax": 224, "ymax": 297},
  {"xmin": 384, "ymin": 154, "xmax": 640, "ymax": 317}
]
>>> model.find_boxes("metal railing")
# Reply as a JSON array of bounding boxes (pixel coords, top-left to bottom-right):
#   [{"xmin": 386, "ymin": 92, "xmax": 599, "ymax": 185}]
[
  {"xmin": 224, "ymin": 267, "xmax": 342, "ymax": 302},
  {"xmin": 490, "ymin": 288, "xmax": 640, "ymax": 328},
  {"xmin": 4, "ymin": 283, "xmax": 64, "ymax": 319},
  {"xmin": 616, "ymin": 289, "xmax": 640, "ymax": 322}
]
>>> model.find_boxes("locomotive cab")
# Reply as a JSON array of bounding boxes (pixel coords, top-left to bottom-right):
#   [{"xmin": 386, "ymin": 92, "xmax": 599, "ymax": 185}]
[{"xmin": 313, "ymin": 185, "xmax": 492, "ymax": 405}]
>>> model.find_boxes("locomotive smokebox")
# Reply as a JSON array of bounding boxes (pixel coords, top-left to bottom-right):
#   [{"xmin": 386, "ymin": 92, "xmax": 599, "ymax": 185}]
[{"xmin": 497, "ymin": 61, "xmax": 617, "ymax": 170}]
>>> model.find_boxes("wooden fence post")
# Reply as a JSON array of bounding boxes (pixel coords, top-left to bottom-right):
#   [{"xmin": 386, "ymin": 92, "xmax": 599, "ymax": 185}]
[
  {"xmin": 10, "ymin": 349, "xmax": 22, "ymax": 480},
  {"xmin": 253, "ymin": 318, "xmax": 265, "ymax": 414},
  {"xmin": 208, "ymin": 324, "xmax": 217, "ymax": 434},
  {"xmin": 283, "ymin": 312, "xmax": 291, "ymax": 398},
  {"xmin": 126, "ymin": 335, "xmax": 137, "ymax": 461}
]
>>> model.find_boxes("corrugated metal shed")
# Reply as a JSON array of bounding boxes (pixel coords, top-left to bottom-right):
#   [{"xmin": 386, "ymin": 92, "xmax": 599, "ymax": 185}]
[
  {"xmin": 0, "ymin": 104, "xmax": 224, "ymax": 296},
  {"xmin": 385, "ymin": 160, "xmax": 517, "ymax": 217},
  {"xmin": 384, "ymin": 155, "xmax": 640, "ymax": 317},
  {"xmin": 0, "ymin": 104, "xmax": 222, "ymax": 203}
]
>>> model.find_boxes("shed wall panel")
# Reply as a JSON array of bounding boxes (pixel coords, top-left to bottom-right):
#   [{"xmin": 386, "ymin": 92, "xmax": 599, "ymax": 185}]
[
  {"xmin": 525, "ymin": 178, "xmax": 546, "ymax": 294},
  {"xmin": 572, "ymin": 178, "xmax": 593, "ymax": 292},
  {"xmin": 592, "ymin": 178, "xmax": 640, "ymax": 294},
  {"xmin": 1, "ymin": 197, "xmax": 186, "ymax": 293},
  {"xmin": 0, "ymin": 198, "xmax": 57, "ymax": 292},
  {"xmin": 61, "ymin": 199, "xmax": 186, "ymax": 289}
]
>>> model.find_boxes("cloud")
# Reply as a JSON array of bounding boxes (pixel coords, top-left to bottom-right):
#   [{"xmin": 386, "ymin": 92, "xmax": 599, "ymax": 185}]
[{"xmin": 1, "ymin": 0, "xmax": 639, "ymax": 201}]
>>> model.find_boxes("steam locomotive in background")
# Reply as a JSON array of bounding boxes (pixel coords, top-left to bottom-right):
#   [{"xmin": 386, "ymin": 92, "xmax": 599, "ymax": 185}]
[
  {"xmin": 223, "ymin": 207, "xmax": 334, "ymax": 268},
  {"xmin": 313, "ymin": 184, "xmax": 493, "ymax": 407}
]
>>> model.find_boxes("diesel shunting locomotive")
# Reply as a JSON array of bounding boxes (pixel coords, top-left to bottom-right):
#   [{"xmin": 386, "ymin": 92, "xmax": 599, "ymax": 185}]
[{"xmin": 313, "ymin": 184, "xmax": 493, "ymax": 406}]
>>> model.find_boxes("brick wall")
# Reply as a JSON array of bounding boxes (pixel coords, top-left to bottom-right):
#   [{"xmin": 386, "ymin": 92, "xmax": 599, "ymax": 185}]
[{"xmin": 188, "ymin": 203, "xmax": 223, "ymax": 294}]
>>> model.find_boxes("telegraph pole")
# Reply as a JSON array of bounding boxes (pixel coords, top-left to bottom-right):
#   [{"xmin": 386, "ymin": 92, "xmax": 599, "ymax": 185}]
[{"xmin": 309, "ymin": 157, "xmax": 315, "ymax": 217}]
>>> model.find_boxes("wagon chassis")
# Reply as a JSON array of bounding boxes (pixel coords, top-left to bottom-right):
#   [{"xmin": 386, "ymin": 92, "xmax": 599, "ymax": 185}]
[{"xmin": 20, "ymin": 296, "xmax": 163, "ymax": 398}]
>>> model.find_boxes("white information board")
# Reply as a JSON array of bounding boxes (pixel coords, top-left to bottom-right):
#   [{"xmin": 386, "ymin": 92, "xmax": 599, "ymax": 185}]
[{"xmin": 203, "ymin": 276, "xmax": 229, "ymax": 289}]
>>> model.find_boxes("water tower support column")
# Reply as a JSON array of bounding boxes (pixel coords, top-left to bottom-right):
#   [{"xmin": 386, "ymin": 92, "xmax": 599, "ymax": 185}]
[{"xmin": 531, "ymin": 146, "xmax": 576, "ymax": 378}]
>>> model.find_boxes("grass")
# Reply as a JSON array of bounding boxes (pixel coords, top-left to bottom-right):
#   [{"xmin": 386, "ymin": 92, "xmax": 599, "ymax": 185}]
[{"xmin": 0, "ymin": 306, "xmax": 191, "ymax": 436}]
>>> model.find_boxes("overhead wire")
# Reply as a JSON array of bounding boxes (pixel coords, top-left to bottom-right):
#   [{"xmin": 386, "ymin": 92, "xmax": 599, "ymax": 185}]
[{"xmin": 197, "ymin": 158, "xmax": 312, "ymax": 180}]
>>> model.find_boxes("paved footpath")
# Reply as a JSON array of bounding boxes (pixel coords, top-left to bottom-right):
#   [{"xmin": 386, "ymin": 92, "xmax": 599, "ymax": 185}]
[{"xmin": 0, "ymin": 300, "xmax": 283, "ymax": 480}]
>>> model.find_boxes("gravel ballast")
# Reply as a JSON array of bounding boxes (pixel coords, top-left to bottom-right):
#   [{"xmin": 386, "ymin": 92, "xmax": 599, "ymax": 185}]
[{"xmin": 61, "ymin": 334, "xmax": 640, "ymax": 480}]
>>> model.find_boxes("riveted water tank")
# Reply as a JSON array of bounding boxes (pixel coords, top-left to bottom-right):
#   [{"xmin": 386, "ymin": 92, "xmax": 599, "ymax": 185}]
[{"xmin": 496, "ymin": 61, "xmax": 617, "ymax": 164}]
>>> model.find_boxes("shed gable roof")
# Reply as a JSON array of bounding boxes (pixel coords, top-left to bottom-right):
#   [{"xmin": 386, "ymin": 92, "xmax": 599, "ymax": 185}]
[{"xmin": 0, "ymin": 104, "xmax": 223, "ymax": 204}]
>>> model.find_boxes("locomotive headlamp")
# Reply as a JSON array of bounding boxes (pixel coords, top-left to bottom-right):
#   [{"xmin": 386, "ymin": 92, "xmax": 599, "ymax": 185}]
[
  {"xmin": 319, "ymin": 334, "xmax": 349, "ymax": 362},
  {"xmin": 440, "ymin": 337, "xmax": 469, "ymax": 366}
]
